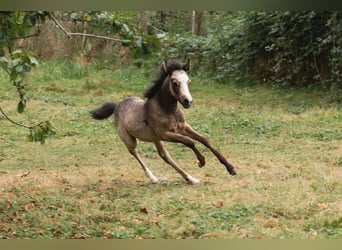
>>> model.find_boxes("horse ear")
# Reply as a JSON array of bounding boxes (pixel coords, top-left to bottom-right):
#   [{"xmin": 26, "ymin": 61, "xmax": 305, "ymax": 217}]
[
  {"xmin": 162, "ymin": 60, "xmax": 168, "ymax": 73},
  {"xmin": 183, "ymin": 58, "xmax": 191, "ymax": 72}
]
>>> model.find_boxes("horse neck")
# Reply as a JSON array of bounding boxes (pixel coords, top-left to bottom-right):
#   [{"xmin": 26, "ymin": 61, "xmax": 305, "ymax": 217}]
[{"xmin": 156, "ymin": 76, "xmax": 178, "ymax": 113}]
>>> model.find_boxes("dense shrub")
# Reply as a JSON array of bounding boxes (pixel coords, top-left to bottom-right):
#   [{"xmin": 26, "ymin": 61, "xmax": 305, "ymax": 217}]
[{"xmin": 156, "ymin": 11, "xmax": 342, "ymax": 89}]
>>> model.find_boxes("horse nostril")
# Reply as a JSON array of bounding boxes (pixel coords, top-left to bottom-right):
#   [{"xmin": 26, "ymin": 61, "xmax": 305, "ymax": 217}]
[{"xmin": 183, "ymin": 98, "xmax": 192, "ymax": 108}]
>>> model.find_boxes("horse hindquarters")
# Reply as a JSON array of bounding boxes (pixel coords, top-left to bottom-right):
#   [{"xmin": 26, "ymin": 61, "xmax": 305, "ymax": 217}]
[
  {"xmin": 114, "ymin": 97, "xmax": 158, "ymax": 143},
  {"xmin": 113, "ymin": 97, "xmax": 159, "ymax": 183}
]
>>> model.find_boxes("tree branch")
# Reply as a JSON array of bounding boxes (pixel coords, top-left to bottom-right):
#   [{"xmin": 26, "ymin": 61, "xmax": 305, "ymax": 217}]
[
  {"xmin": 150, "ymin": 25, "xmax": 166, "ymax": 35},
  {"xmin": 0, "ymin": 106, "xmax": 32, "ymax": 129},
  {"xmin": 11, "ymin": 32, "xmax": 40, "ymax": 40},
  {"xmin": 49, "ymin": 12, "xmax": 125, "ymax": 43},
  {"xmin": 0, "ymin": 106, "xmax": 43, "ymax": 130}
]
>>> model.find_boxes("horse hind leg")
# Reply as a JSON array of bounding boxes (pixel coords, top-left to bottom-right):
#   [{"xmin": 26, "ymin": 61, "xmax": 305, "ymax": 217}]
[
  {"xmin": 129, "ymin": 147, "xmax": 159, "ymax": 184},
  {"xmin": 117, "ymin": 127, "xmax": 159, "ymax": 184},
  {"xmin": 154, "ymin": 141, "xmax": 200, "ymax": 185}
]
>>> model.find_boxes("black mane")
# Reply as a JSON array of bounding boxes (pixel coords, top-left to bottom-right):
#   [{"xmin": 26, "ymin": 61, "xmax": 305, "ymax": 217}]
[{"xmin": 144, "ymin": 60, "xmax": 184, "ymax": 99}]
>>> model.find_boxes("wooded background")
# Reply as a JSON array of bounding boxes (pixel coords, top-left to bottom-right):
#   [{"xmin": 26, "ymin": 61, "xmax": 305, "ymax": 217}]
[{"xmin": 1, "ymin": 11, "xmax": 341, "ymax": 89}]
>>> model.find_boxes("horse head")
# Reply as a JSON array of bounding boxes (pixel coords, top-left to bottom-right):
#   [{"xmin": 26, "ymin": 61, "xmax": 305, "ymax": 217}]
[{"xmin": 163, "ymin": 59, "xmax": 193, "ymax": 109}]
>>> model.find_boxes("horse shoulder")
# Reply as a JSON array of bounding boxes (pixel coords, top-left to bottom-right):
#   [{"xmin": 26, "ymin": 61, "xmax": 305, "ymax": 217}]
[{"xmin": 157, "ymin": 108, "xmax": 186, "ymax": 133}]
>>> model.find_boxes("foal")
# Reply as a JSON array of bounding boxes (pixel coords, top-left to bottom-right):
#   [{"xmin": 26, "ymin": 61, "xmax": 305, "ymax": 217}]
[{"xmin": 91, "ymin": 59, "xmax": 236, "ymax": 184}]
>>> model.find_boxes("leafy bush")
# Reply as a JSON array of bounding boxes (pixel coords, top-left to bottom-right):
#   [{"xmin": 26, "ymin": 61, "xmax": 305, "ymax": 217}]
[{"xmin": 156, "ymin": 11, "xmax": 342, "ymax": 89}]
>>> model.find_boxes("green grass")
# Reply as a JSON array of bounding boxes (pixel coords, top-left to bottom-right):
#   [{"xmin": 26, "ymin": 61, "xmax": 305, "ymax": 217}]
[{"xmin": 0, "ymin": 61, "xmax": 342, "ymax": 239}]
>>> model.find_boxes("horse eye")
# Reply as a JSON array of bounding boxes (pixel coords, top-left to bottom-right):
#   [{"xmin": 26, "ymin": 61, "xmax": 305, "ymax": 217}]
[
  {"xmin": 171, "ymin": 79, "xmax": 180, "ymax": 91},
  {"xmin": 171, "ymin": 79, "xmax": 179, "ymax": 85}
]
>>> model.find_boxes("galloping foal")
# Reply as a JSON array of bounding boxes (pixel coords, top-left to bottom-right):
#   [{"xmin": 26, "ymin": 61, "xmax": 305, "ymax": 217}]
[{"xmin": 91, "ymin": 59, "xmax": 236, "ymax": 184}]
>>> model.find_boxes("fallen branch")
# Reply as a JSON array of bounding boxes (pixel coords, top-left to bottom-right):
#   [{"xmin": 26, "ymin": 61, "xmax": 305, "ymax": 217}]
[
  {"xmin": 18, "ymin": 171, "xmax": 31, "ymax": 178},
  {"xmin": 49, "ymin": 12, "xmax": 125, "ymax": 43}
]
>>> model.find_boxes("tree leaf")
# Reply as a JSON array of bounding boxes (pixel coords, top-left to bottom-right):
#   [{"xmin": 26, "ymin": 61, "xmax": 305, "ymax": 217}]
[
  {"xmin": 0, "ymin": 56, "xmax": 8, "ymax": 67},
  {"xmin": 212, "ymin": 201, "xmax": 224, "ymax": 208},
  {"xmin": 70, "ymin": 12, "xmax": 79, "ymax": 20},
  {"xmin": 29, "ymin": 56, "xmax": 39, "ymax": 66},
  {"xmin": 17, "ymin": 101, "xmax": 25, "ymax": 113}
]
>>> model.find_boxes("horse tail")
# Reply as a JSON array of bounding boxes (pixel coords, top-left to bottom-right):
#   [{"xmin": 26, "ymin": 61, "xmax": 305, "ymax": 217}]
[{"xmin": 90, "ymin": 102, "xmax": 116, "ymax": 120}]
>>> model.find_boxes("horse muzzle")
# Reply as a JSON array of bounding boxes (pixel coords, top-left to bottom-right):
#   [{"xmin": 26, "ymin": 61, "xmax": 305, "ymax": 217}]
[{"xmin": 180, "ymin": 96, "xmax": 193, "ymax": 109}]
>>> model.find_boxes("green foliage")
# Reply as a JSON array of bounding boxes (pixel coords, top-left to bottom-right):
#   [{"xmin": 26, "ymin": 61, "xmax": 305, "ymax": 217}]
[
  {"xmin": 0, "ymin": 11, "xmax": 163, "ymax": 144},
  {"xmin": 156, "ymin": 11, "xmax": 342, "ymax": 89},
  {"xmin": 242, "ymin": 11, "xmax": 342, "ymax": 88},
  {"xmin": 65, "ymin": 11, "xmax": 161, "ymax": 59},
  {"xmin": 0, "ymin": 11, "xmax": 55, "ymax": 144},
  {"xmin": 0, "ymin": 11, "xmax": 48, "ymax": 54},
  {"xmin": 0, "ymin": 12, "xmax": 48, "ymax": 111},
  {"xmin": 28, "ymin": 121, "xmax": 56, "ymax": 145},
  {"xmin": 66, "ymin": 11, "xmax": 136, "ymax": 44},
  {"xmin": 0, "ymin": 49, "xmax": 39, "ymax": 109},
  {"xmin": 149, "ymin": 11, "xmax": 193, "ymax": 34}
]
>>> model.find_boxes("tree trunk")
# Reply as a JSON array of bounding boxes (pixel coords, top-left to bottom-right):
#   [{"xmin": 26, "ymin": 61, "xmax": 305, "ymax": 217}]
[
  {"xmin": 140, "ymin": 11, "xmax": 148, "ymax": 34},
  {"xmin": 192, "ymin": 11, "xmax": 204, "ymax": 36}
]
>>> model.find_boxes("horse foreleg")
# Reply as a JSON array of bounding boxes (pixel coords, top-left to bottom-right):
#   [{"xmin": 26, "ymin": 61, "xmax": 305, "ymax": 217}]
[
  {"xmin": 182, "ymin": 124, "xmax": 237, "ymax": 175},
  {"xmin": 154, "ymin": 141, "xmax": 200, "ymax": 184},
  {"xmin": 161, "ymin": 132, "xmax": 205, "ymax": 167}
]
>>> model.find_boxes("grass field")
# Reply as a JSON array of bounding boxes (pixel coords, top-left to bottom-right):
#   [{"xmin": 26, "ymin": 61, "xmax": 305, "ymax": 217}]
[{"xmin": 0, "ymin": 61, "xmax": 342, "ymax": 239}]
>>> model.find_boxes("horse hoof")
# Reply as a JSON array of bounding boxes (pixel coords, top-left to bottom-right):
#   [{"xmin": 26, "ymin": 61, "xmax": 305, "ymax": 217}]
[
  {"xmin": 186, "ymin": 176, "xmax": 201, "ymax": 185},
  {"xmin": 150, "ymin": 177, "xmax": 159, "ymax": 184},
  {"xmin": 198, "ymin": 159, "xmax": 205, "ymax": 168},
  {"xmin": 229, "ymin": 168, "xmax": 237, "ymax": 176}
]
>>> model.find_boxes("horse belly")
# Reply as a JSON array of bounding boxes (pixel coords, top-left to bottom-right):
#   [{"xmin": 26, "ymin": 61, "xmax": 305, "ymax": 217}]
[{"xmin": 129, "ymin": 122, "xmax": 157, "ymax": 142}]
